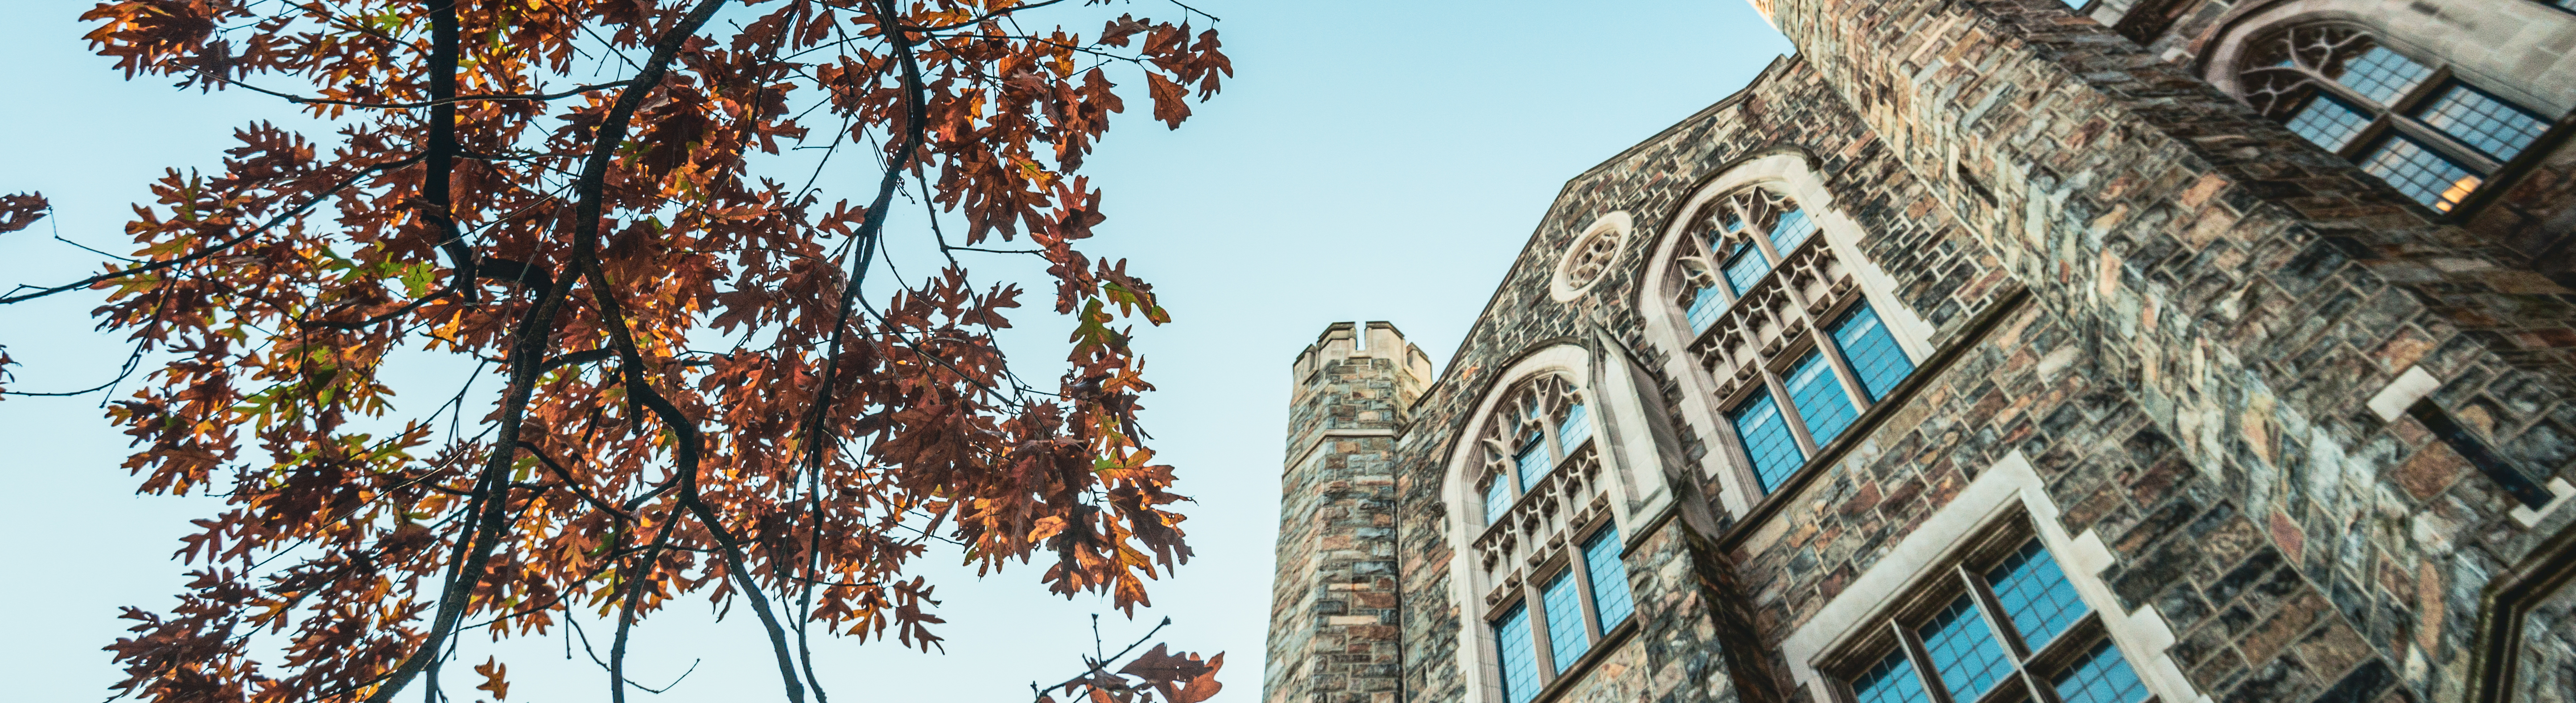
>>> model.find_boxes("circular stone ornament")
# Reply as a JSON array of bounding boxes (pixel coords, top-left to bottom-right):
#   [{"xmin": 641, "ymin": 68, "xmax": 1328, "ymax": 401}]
[{"xmin": 1549, "ymin": 212, "xmax": 1632, "ymax": 302}]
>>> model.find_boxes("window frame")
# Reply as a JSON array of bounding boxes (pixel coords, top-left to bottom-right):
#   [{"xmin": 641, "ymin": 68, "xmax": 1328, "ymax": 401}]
[
  {"xmin": 1476, "ymin": 377, "xmax": 1603, "ymax": 526},
  {"xmin": 1818, "ymin": 519, "xmax": 2153, "ymax": 703},
  {"xmin": 1703, "ymin": 290, "xmax": 1910, "ymax": 503},
  {"xmin": 1479, "ymin": 519, "xmax": 1636, "ymax": 700},
  {"xmin": 2235, "ymin": 22, "xmax": 2566, "ymax": 215}
]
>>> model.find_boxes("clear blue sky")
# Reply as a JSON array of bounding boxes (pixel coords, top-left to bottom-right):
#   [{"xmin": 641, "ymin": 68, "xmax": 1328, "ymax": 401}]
[{"xmin": 0, "ymin": 1, "xmax": 1792, "ymax": 699}]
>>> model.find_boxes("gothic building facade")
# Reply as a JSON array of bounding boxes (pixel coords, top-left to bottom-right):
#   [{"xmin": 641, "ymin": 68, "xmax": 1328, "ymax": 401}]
[{"xmin": 1265, "ymin": 2, "xmax": 2576, "ymax": 703}]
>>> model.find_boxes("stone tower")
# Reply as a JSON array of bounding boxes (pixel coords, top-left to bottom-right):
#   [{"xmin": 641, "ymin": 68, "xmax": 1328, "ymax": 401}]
[{"xmin": 1265, "ymin": 322, "xmax": 1433, "ymax": 703}]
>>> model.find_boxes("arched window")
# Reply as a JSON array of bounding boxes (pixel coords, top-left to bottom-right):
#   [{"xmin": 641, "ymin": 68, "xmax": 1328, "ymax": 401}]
[
  {"xmin": 1662, "ymin": 184, "xmax": 1919, "ymax": 499},
  {"xmin": 1670, "ymin": 188, "xmax": 1820, "ymax": 334},
  {"xmin": 2238, "ymin": 24, "xmax": 2557, "ymax": 212},
  {"xmin": 1456, "ymin": 370, "xmax": 1638, "ymax": 703},
  {"xmin": 1474, "ymin": 375, "xmax": 1593, "ymax": 526}
]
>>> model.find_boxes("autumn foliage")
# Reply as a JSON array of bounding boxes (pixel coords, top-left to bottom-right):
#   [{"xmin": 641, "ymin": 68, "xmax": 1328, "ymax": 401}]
[{"xmin": 7, "ymin": 0, "xmax": 1229, "ymax": 701}]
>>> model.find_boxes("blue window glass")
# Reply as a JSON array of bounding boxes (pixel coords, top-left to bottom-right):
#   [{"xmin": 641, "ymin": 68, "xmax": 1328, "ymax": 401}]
[
  {"xmin": 1514, "ymin": 433, "xmax": 1552, "ymax": 488},
  {"xmin": 1686, "ymin": 285, "xmax": 1726, "ymax": 333},
  {"xmin": 1484, "ymin": 477, "xmax": 1512, "ymax": 526},
  {"xmin": 1768, "ymin": 207, "xmax": 1818, "ymax": 255},
  {"xmin": 1830, "ymin": 304, "xmax": 1913, "ymax": 402},
  {"xmin": 1729, "ymin": 390, "xmax": 1805, "ymax": 493},
  {"xmin": 1542, "ymin": 571, "xmax": 1591, "ymax": 672},
  {"xmin": 1785, "ymin": 351, "xmax": 1859, "ymax": 447},
  {"xmin": 1495, "ymin": 604, "xmax": 1540, "ymax": 703},
  {"xmin": 2415, "ymin": 83, "xmax": 2550, "ymax": 162},
  {"xmin": 1557, "ymin": 404, "xmax": 1592, "ymax": 451},
  {"xmin": 2284, "ymin": 94, "xmax": 2371, "ymax": 151},
  {"xmin": 1720, "ymin": 242, "xmax": 1770, "ymax": 296},
  {"xmin": 1582, "ymin": 526, "xmax": 1634, "ymax": 629},
  {"xmin": 1852, "ymin": 650, "xmax": 1936, "ymax": 703},
  {"xmin": 2053, "ymin": 640, "xmax": 2152, "ymax": 703},
  {"xmin": 2333, "ymin": 45, "xmax": 2432, "ymax": 105},
  {"xmin": 2359, "ymin": 135, "xmax": 2482, "ymax": 212},
  {"xmin": 1917, "ymin": 595, "xmax": 2015, "ymax": 702},
  {"xmin": 1984, "ymin": 539, "xmax": 2089, "ymax": 649}
]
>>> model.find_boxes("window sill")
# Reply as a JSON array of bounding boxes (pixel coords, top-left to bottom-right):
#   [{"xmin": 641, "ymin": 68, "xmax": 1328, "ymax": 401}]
[{"xmin": 1714, "ymin": 286, "xmax": 2034, "ymax": 553}]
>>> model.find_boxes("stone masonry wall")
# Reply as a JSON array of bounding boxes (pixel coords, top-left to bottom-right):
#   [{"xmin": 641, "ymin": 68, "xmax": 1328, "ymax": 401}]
[
  {"xmin": 1268, "ymin": 323, "xmax": 1427, "ymax": 703},
  {"xmin": 1749, "ymin": 0, "xmax": 2576, "ymax": 699}
]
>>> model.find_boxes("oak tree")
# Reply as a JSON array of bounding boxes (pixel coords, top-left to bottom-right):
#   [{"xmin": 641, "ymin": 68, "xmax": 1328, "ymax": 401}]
[{"xmin": 2, "ymin": 0, "xmax": 1228, "ymax": 700}]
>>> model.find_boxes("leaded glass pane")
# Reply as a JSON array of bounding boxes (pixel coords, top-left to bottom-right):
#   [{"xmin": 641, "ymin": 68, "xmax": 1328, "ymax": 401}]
[
  {"xmin": 1484, "ymin": 478, "xmax": 1511, "ymax": 526},
  {"xmin": 1830, "ymin": 303, "xmax": 1912, "ymax": 402},
  {"xmin": 1985, "ymin": 539, "xmax": 2089, "ymax": 649},
  {"xmin": 1582, "ymin": 527, "xmax": 1634, "ymax": 629},
  {"xmin": 2415, "ymin": 83, "xmax": 2550, "ymax": 161},
  {"xmin": 1785, "ymin": 351, "xmax": 1859, "ymax": 446},
  {"xmin": 1730, "ymin": 390, "xmax": 1805, "ymax": 493},
  {"xmin": 1721, "ymin": 243, "xmax": 1770, "ymax": 296},
  {"xmin": 2333, "ymin": 45, "xmax": 2431, "ymax": 105},
  {"xmin": 1917, "ymin": 595, "xmax": 2015, "ymax": 702},
  {"xmin": 1852, "ymin": 650, "xmax": 1936, "ymax": 703},
  {"xmin": 1542, "ymin": 571, "xmax": 1590, "ymax": 672},
  {"xmin": 1557, "ymin": 403, "xmax": 1592, "ymax": 451},
  {"xmin": 2053, "ymin": 639, "xmax": 2152, "ymax": 703},
  {"xmin": 1768, "ymin": 207, "xmax": 1818, "ymax": 254},
  {"xmin": 2284, "ymin": 95, "xmax": 2372, "ymax": 151},
  {"xmin": 2359, "ymin": 136, "xmax": 2483, "ymax": 211},
  {"xmin": 1515, "ymin": 434, "xmax": 1552, "ymax": 489},
  {"xmin": 1686, "ymin": 285, "xmax": 1726, "ymax": 333},
  {"xmin": 1495, "ymin": 604, "xmax": 1540, "ymax": 703}
]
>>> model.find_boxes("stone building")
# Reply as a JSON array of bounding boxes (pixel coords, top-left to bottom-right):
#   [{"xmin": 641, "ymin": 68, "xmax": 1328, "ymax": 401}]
[{"xmin": 1264, "ymin": 2, "xmax": 2576, "ymax": 703}]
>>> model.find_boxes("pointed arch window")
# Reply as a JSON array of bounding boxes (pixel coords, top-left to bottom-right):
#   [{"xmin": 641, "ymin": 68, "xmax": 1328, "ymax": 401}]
[
  {"xmin": 1474, "ymin": 375, "xmax": 1595, "ymax": 524},
  {"xmin": 1665, "ymin": 185, "xmax": 1921, "ymax": 498},
  {"xmin": 1675, "ymin": 189, "xmax": 1816, "ymax": 334},
  {"xmin": 2238, "ymin": 25, "xmax": 2559, "ymax": 212},
  {"xmin": 1465, "ymin": 372, "xmax": 1638, "ymax": 701}
]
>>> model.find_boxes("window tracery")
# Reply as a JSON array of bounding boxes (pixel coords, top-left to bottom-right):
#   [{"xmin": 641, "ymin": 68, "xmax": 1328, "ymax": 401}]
[
  {"xmin": 1459, "ymin": 373, "xmax": 1636, "ymax": 702},
  {"xmin": 1661, "ymin": 184, "xmax": 1918, "ymax": 499},
  {"xmin": 1551, "ymin": 215, "xmax": 1631, "ymax": 302},
  {"xmin": 2237, "ymin": 24, "xmax": 2558, "ymax": 212}
]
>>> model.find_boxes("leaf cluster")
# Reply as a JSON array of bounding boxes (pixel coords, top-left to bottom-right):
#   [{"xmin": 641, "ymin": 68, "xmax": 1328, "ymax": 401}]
[{"xmin": 11, "ymin": 1, "xmax": 1232, "ymax": 701}]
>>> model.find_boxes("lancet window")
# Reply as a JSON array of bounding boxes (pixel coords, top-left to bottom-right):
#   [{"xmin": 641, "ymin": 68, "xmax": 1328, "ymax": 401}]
[
  {"xmin": 1666, "ymin": 185, "xmax": 1917, "ymax": 498},
  {"xmin": 2238, "ymin": 25, "xmax": 2558, "ymax": 212},
  {"xmin": 1463, "ymin": 372, "xmax": 1637, "ymax": 702},
  {"xmin": 1830, "ymin": 522, "xmax": 2156, "ymax": 703}
]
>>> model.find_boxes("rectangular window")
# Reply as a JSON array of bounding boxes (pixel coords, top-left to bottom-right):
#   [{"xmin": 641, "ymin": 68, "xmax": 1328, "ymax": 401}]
[
  {"xmin": 1729, "ymin": 390, "xmax": 1805, "ymax": 493},
  {"xmin": 1686, "ymin": 285, "xmax": 1726, "ymax": 333},
  {"xmin": 1830, "ymin": 304, "xmax": 1913, "ymax": 402},
  {"xmin": 2053, "ymin": 640, "xmax": 2153, "ymax": 703},
  {"xmin": 1484, "ymin": 478, "xmax": 1511, "ymax": 526},
  {"xmin": 1495, "ymin": 603, "xmax": 1540, "ymax": 703},
  {"xmin": 1541, "ymin": 571, "xmax": 1590, "ymax": 673},
  {"xmin": 2360, "ymin": 135, "xmax": 2483, "ymax": 212},
  {"xmin": 1853, "ymin": 651, "xmax": 1936, "ymax": 703},
  {"xmin": 1785, "ymin": 351, "xmax": 1859, "ymax": 446},
  {"xmin": 1768, "ymin": 207, "xmax": 1819, "ymax": 254},
  {"xmin": 1985, "ymin": 539, "xmax": 2088, "ymax": 649},
  {"xmin": 1721, "ymin": 243, "xmax": 1771, "ymax": 296},
  {"xmin": 1514, "ymin": 435, "xmax": 1552, "ymax": 489},
  {"xmin": 2285, "ymin": 94, "xmax": 2372, "ymax": 151},
  {"xmin": 1836, "ymin": 532, "xmax": 2164, "ymax": 703},
  {"xmin": 1556, "ymin": 404, "xmax": 1592, "ymax": 451},
  {"xmin": 2334, "ymin": 45, "xmax": 2432, "ymax": 104},
  {"xmin": 2414, "ymin": 82, "xmax": 2550, "ymax": 162},
  {"xmin": 1581, "ymin": 526, "xmax": 1634, "ymax": 629},
  {"xmin": 1917, "ymin": 595, "xmax": 2016, "ymax": 701}
]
